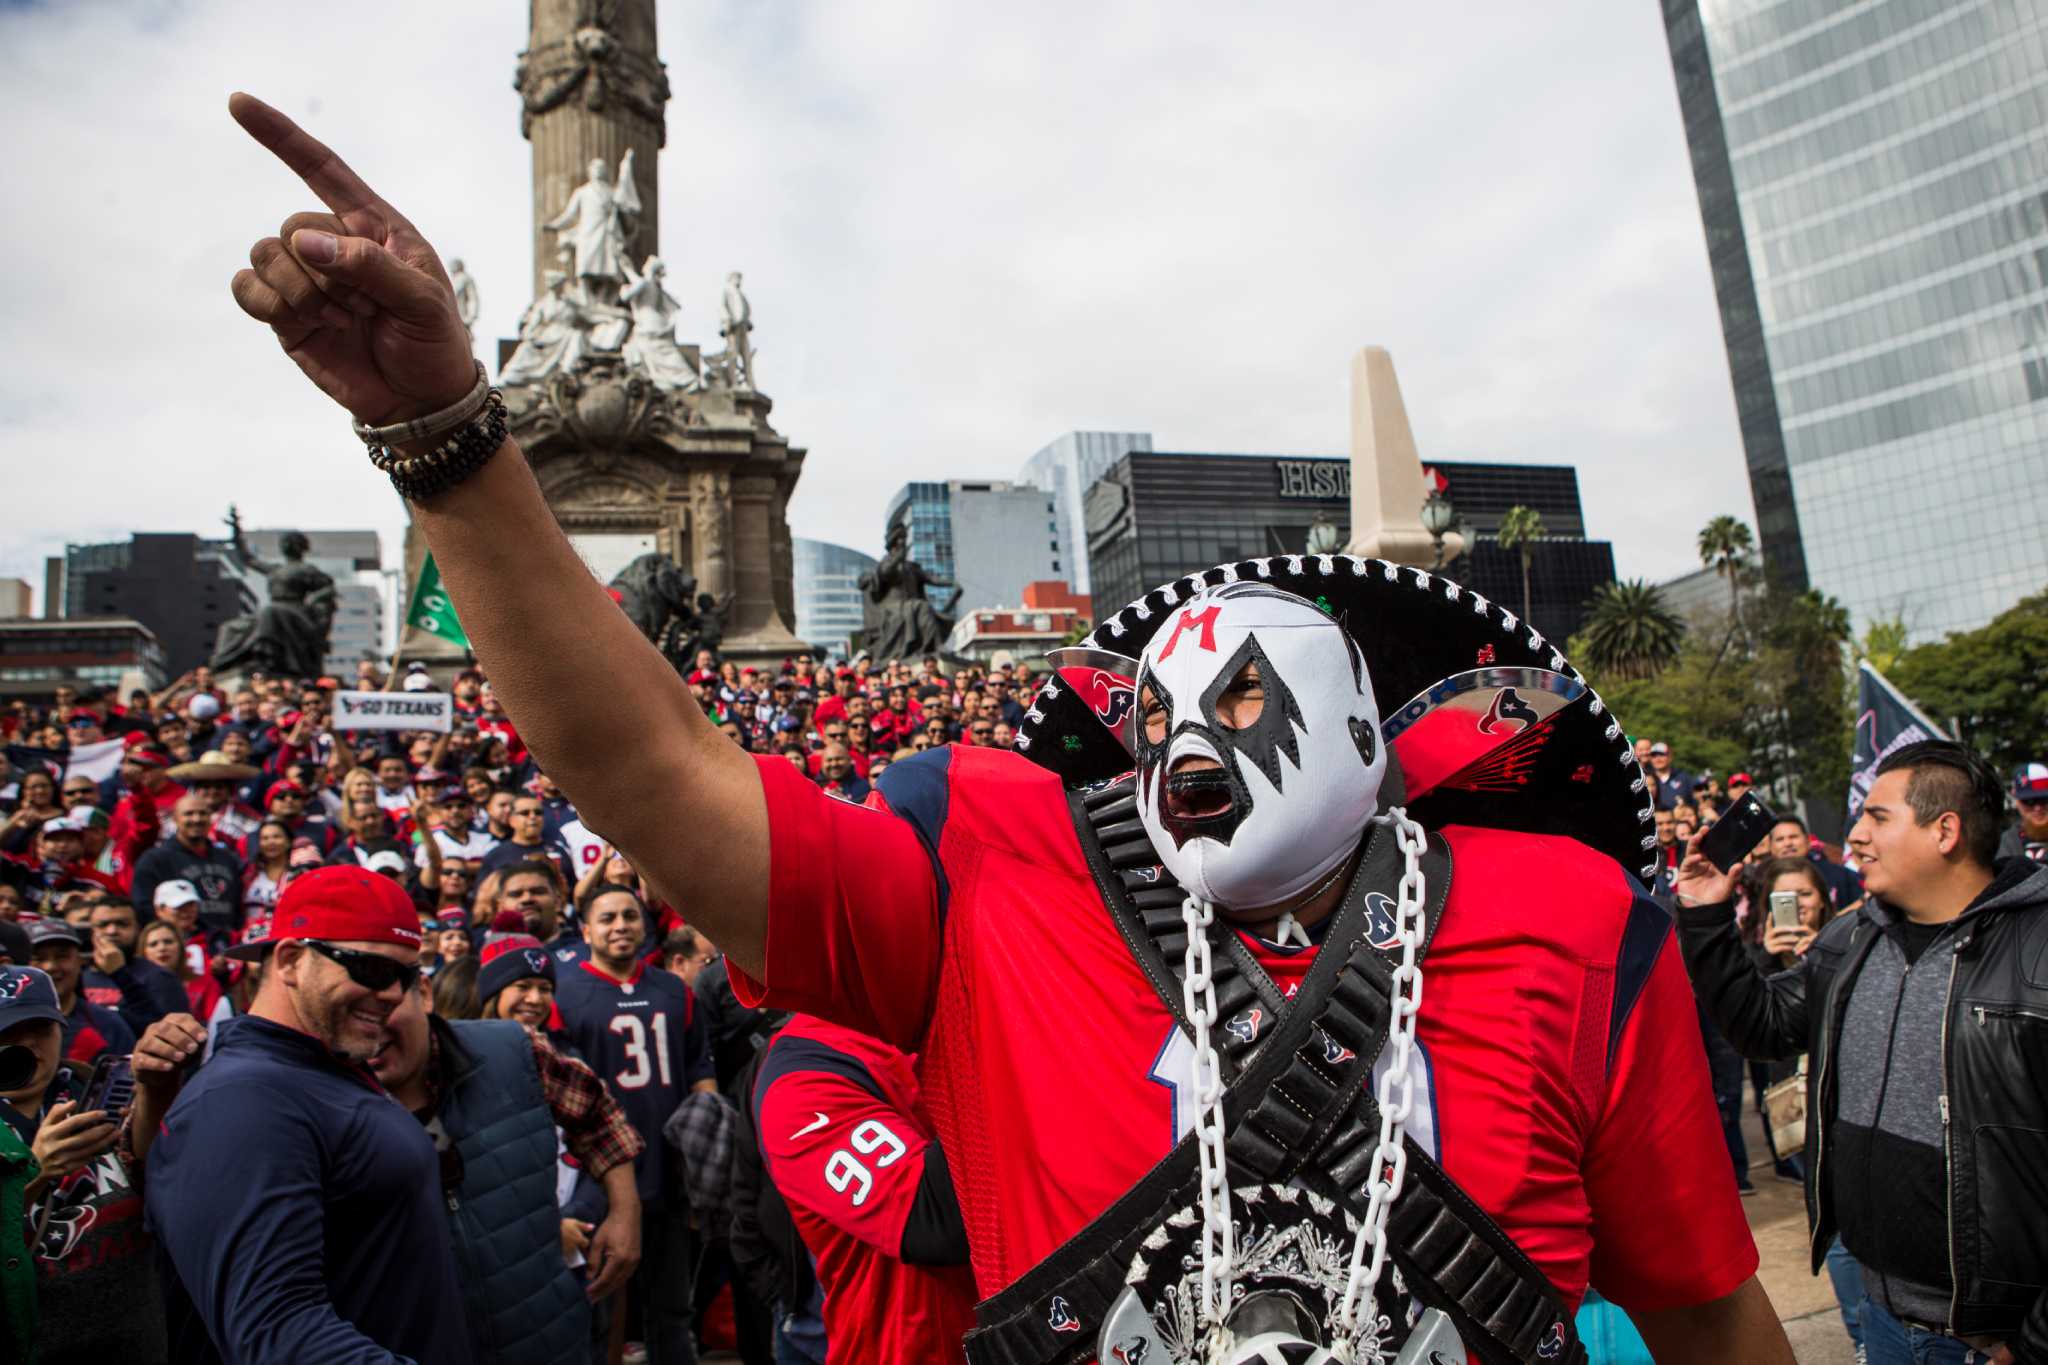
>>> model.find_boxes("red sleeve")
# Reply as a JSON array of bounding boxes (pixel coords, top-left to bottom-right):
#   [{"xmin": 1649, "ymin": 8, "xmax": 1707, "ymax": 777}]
[
  {"xmin": 726, "ymin": 756, "xmax": 942, "ymax": 1051},
  {"xmin": 1581, "ymin": 934, "xmax": 1758, "ymax": 1311},
  {"xmin": 757, "ymin": 1043, "xmax": 932, "ymax": 1257}
]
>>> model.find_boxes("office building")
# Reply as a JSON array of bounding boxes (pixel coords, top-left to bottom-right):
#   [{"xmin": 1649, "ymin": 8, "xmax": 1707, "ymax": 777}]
[
  {"xmin": 1663, "ymin": 0, "xmax": 2048, "ymax": 638},
  {"xmin": 946, "ymin": 581, "xmax": 1094, "ymax": 663},
  {"xmin": 1085, "ymin": 452, "xmax": 1616, "ymax": 642},
  {"xmin": 58, "ymin": 534, "xmax": 259, "ymax": 675},
  {"xmin": 0, "ymin": 579, "xmax": 30, "ymax": 619},
  {"xmin": 0, "ymin": 617, "xmax": 168, "ymax": 700},
  {"xmin": 1018, "ymin": 431, "xmax": 1154, "ymax": 594},
  {"xmin": 55, "ymin": 530, "xmax": 387, "ymax": 676},
  {"xmin": 884, "ymin": 481, "xmax": 1062, "ymax": 618},
  {"xmin": 793, "ymin": 537, "xmax": 878, "ymax": 659}
]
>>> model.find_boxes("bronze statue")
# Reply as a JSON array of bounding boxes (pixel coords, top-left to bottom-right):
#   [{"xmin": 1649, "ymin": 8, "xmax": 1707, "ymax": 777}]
[
  {"xmin": 606, "ymin": 552, "xmax": 733, "ymax": 670},
  {"xmin": 859, "ymin": 524, "xmax": 961, "ymax": 662},
  {"xmin": 209, "ymin": 509, "xmax": 337, "ymax": 680}
]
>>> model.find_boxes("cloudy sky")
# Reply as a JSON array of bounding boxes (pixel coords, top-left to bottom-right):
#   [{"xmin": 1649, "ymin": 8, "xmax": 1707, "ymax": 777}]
[{"xmin": 0, "ymin": 0, "xmax": 1754, "ymax": 610}]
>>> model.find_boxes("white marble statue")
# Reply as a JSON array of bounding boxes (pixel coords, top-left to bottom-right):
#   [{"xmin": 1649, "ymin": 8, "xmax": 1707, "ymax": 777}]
[
  {"xmin": 499, "ymin": 270, "xmax": 587, "ymax": 385},
  {"xmin": 719, "ymin": 271, "xmax": 754, "ymax": 389},
  {"xmin": 543, "ymin": 150, "xmax": 641, "ymax": 308},
  {"xmin": 448, "ymin": 258, "xmax": 480, "ymax": 341},
  {"xmin": 620, "ymin": 256, "xmax": 700, "ymax": 393}
]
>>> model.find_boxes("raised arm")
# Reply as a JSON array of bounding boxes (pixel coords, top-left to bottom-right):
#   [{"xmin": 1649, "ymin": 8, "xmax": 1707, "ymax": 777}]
[{"xmin": 226, "ymin": 94, "xmax": 769, "ymax": 971}]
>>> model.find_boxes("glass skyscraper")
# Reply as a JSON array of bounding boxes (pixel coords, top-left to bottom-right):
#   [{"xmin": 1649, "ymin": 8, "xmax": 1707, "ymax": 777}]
[
  {"xmin": 1018, "ymin": 431, "xmax": 1154, "ymax": 594},
  {"xmin": 1663, "ymin": 0, "xmax": 2048, "ymax": 639},
  {"xmin": 792, "ymin": 537, "xmax": 877, "ymax": 659}
]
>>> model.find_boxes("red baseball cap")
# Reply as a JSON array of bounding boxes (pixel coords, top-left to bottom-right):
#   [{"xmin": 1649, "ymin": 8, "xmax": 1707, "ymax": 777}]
[
  {"xmin": 1728, "ymin": 772, "xmax": 1755, "ymax": 786},
  {"xmin": 223, "ymin": 865, "xmax": 422, "ymax": 960}
]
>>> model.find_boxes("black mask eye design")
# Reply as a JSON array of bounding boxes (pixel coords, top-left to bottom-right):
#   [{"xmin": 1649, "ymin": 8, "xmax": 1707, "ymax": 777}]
[{"xmin": 1200, "ymin": 633, "xmax": 1305, "ymax": 793}]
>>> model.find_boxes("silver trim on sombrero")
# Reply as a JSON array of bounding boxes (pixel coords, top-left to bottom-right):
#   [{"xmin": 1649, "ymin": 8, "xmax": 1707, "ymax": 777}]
[{"xmin": 1019, "ymin": 554, "xmax": 1659, "ymax": 881}]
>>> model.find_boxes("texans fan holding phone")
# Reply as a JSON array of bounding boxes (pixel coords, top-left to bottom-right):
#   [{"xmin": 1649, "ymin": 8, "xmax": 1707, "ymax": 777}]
[{"xmin": 0, "ymin": 964, "xmax": 204, "ymax": 1363}]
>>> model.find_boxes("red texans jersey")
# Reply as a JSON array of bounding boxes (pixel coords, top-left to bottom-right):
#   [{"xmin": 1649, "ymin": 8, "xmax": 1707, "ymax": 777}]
[
  {"xmin": 755, "ymin": 1016, "xmax": 976, "ymax": 1363},
  {"xmin": 731, "ymin": 745, "xmax": 1756, "ymax": 1332}
]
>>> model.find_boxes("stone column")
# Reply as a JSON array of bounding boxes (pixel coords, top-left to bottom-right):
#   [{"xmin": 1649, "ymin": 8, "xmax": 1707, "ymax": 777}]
[
  {"xmin": 516, "ymin": 0, "xmax": 670, "ymax": 299},
  {"xmin": 690, "ymin": 468, "xmax": 733, "ymax": 603},
  {"xmin": 1343, "ymin": 346, "xmax": 1464, "ymax": 568}
]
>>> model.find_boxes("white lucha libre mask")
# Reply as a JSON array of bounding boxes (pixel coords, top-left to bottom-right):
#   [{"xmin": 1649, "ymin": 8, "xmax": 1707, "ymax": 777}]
[{"xmin": 1133, "ymin": 582, "xmax": 1387, "ymax": 909}]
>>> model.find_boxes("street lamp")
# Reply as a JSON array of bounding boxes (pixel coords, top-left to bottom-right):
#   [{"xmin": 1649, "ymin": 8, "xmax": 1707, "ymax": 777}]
[{"xmin": 1420, "ymin": 487, "xmax": 1456, "ymax": 571}]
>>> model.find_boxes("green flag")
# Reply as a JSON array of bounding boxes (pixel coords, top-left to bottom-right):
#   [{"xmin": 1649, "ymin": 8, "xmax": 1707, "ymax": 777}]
[{"xmin": 405, "ymin": 553, "xmax": 469, "ymax": 647}]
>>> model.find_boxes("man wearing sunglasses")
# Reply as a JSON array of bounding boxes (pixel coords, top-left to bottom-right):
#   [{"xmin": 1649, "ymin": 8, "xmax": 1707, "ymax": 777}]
[{"xmin": 144, "ymin": 865, "xmax": 473, "ymax": 1365}]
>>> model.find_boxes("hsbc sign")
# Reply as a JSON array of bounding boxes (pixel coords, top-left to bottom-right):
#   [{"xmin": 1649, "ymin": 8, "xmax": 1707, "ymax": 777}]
[{"xmin": 1274, "ymin": 460, "xmax": 1350, "ymax": 500}]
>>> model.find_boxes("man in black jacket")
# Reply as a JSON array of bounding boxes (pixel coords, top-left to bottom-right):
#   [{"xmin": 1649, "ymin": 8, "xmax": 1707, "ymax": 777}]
[{"xmin": 1677, "ymin": 740, "xmax": 2048, "ymax": 1365}]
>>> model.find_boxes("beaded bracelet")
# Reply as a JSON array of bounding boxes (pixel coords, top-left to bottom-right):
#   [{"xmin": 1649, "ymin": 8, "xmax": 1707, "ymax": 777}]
[
  {"xmin": 368, "ymin": 390, "xmax": 509, "ymax": 502},
  {"xmin": 352, "ymin": 362, "xmax": 491, "ymax": 449}
]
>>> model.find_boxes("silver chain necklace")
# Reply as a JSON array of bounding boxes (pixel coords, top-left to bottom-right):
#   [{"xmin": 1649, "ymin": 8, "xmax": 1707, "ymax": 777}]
[{"xmin": 1177, "ymin": 806, "xmax": 1430, "ymax": 1363}]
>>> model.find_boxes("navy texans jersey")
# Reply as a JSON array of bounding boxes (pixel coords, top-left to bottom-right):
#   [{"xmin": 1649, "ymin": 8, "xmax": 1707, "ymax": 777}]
[{"xmin": 553, "ymin": 958, "xmax": 713, "ymax": 1205}]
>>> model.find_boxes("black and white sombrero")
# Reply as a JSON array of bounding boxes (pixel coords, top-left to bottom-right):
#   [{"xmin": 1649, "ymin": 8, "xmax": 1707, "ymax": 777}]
[{"xmin": 1015, "ymin": 554, "xmax": 1657, "ymax": 882}]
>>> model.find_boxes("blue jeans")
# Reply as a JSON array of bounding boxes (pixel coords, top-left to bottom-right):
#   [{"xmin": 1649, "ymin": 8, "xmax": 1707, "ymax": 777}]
[
  {"xmin": 1698, "ymin": 1006, "xmax": 1749, "ymax": 1183},
  {"xmin": 1825, "ymin": 1239, "xmax": 1863, "ymax": 1348},
  {"xmin": 1860, "ymin": 1295, "xmax": 1995, "ymax": 1364}
]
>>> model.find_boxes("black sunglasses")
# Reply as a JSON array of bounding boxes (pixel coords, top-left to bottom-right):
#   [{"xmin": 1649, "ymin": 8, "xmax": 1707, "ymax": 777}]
[{"xmin": 303, "ymin": 939, "xmax": 421, "ymax": 993}]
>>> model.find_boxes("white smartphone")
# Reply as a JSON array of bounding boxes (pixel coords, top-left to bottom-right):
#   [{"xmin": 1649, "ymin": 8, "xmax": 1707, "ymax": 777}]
[{"xmin": 1768, "ymin": 890, "xmax": 1801, "ymax": 931}]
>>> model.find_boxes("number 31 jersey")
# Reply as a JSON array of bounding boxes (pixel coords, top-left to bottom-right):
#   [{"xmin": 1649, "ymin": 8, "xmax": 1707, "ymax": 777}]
[{"xmin": 554, "ymin": 957, "xmax": 713, "ymax": 1205}]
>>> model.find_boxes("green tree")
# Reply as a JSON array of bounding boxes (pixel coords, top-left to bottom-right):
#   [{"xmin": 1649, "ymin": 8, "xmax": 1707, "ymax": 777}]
[
  {"xmin": 1858, "ymin": 615, "xmax": 1910, "ymax": 675},
  {"xmin": 1496, "ymin": 505, "xmax": 1546, "ymax": 630},
  {"xmin": 1580, "ymin": 582, "xmax": 1855, "ymax": 813},
  {"xmin": 1888, "ymin": 590, "xmax": 2048, "ymax": 774},
  {"xmin": 1575, "ymin": 579, "xmax": 1687, "ymax": 682},
  {"xmin": 1746, "ymin": 586, "xmax": 1855, "ymax": 809},
  {"xmin": 1697, "ymin": 515, "xmax": 1754, "ymax": 629},
  {"xmin": 1585, "ymin": 642, "xmax": 1752, "ymax": 781}
]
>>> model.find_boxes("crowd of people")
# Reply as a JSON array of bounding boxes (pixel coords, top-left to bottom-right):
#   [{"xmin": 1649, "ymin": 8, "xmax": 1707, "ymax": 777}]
[
  {"xmin": 4, "ymin": 95, "xmax": 2039, "ymax": 1365},
  {"xmin": 0, "ymin": 648, "xmax": 1048, "ymax": 1365},
  {"xmin": 1630, "ymin": 733, "xmax": 2048, "ymax": 1365},
  {"xmin": 5, "ymin": 649, "xmax": 2044, "ymax": 1365}
]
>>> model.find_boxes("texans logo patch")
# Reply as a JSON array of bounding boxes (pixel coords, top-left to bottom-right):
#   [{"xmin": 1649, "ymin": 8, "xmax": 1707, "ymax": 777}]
[
  {"xmin": 1225, "ymin": 1007, "xmax": 1263, "ymax": 1044},
  {"xmin": 1075, "ymin": 667, "xmax": 1136, "ymax": 730},
  {"xmin": 1477, "ymin": 686, "xmax": 1539, "ymax": 736},
  {"xmin": 1046, "ymin": 1295, "xmax": 1081, "ymax": 1333},
  {"xmin": 1365, "ymin": 892, "xmax": 1398, "ymax": 949}
]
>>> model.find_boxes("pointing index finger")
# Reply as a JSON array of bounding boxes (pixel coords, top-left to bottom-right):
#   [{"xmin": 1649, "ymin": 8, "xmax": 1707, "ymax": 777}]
[{"xmin": 228, "ymin": 91, "xmax": 388, "ymax": 219}]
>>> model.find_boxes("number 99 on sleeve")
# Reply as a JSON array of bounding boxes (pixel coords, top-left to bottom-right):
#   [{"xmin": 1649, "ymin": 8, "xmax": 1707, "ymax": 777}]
[{"xmin": 823, "ymin": 1119, "xmax": 907, "ymax": 1206}]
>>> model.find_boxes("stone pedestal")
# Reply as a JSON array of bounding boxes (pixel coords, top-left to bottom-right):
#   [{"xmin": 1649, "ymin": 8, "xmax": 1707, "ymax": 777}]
[
  {"xmin": 508, "ymin": 359, "xmax": 808, "ymax": 667},
  {"xmin": 1343, "ymin": 346, "xmax": 1465, "ymax": 568}
]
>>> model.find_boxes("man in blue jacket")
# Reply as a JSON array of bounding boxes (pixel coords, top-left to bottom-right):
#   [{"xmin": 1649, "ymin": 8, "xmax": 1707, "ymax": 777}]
[{"xmin": 144, "ymin": 864, "xmax": 471, "ymax": 1365}]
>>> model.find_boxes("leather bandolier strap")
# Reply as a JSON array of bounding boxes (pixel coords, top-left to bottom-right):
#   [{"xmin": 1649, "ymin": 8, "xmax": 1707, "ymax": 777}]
[{"xmin": 963, "ymin": 777, "xmax": 1586, "ymax": 1365}]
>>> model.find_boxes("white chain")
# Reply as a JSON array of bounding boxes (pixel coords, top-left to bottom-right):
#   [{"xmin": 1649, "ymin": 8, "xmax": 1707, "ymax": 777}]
[
  {"xmin": 1179, "ymin": 890, "xmax": 1234, "ymax": 1352},
  {"xmin": 1336, "ymin": 806, "xmax": 1429, "ymax": 1341},
  {"xmin": 1179, "ymin": 806, "xmax": 1430, "ymax": 1362}
]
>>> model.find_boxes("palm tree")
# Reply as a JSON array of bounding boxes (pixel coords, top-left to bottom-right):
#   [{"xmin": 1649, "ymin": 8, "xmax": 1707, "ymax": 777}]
[
  {"xmin": 1578, "ymin": 579, "xmax": 1687, "ymax": 681},
  {"xmin": 1496, "ymin": 505, "xmax": 1546, "ymax": 628},
  {"xmin": 1696, "ymin": 515, "xmax": 1754, "ymax": 631}
]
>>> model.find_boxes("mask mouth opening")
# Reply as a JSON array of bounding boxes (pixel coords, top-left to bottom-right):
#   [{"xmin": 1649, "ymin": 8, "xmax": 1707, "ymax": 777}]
[{"xmin": 1164, "ymin": 761, "xmax": 1235, "ymax": 821}]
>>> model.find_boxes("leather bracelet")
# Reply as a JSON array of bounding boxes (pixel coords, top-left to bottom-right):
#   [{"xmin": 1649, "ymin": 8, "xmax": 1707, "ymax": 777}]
[
  {"xmin": 369, "ymin": 390, "xmax": 508, "ymax": 502},
  {"xmin": 352, "ymin": 362, "xmax": 490, "ymax": 449}
]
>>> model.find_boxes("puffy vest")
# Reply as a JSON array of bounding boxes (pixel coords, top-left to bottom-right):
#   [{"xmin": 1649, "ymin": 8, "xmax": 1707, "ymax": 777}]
[{"xmin": 437, "ymin": 1018, "xmax": 590, "ymax": 1365}]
